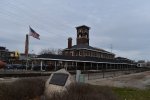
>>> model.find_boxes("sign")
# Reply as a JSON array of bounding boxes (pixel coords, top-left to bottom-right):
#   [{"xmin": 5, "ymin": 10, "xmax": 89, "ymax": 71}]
[{"xmin": 49, "ymin": 73, "xmax": 69, "ymax": 86}]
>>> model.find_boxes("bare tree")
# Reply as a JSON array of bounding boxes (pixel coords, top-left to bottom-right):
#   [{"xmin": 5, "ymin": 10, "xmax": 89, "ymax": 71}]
[
  {"xmin": 146, "ymin": 61, "xmax": 150, "ymax": 67},
  {"xmin": 39, "ymin": 48, "xmax": 63, "ymax": 55}
]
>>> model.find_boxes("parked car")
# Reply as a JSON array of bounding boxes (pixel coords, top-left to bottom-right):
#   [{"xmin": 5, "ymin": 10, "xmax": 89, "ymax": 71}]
[
  {"xmin": 4, "ymin": 64, "xmax": 14, "ymax": 69},
  {"xmin": 32, "ymin": 64, "xmax": 48, "ymax": 71},
  {"xmin": 12, "ymin": 64, "xmax": 26, "ymax": 70},
  {"xmin": 0, "ymin": 60, "xmax": 6, "ymax": 69},
  {"xmin": 32, "ymin": 64, "xmax": 42, "ymax": 71}
]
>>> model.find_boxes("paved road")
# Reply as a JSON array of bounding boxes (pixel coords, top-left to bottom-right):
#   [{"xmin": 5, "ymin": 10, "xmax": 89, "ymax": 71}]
[{"xmin": 86, "ymin": 71, "xmax": 150, "ymax": 89}]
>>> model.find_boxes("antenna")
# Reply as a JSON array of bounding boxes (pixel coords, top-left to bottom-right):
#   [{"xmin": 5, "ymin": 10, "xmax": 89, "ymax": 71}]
[{"xmin": 110, "ymin": 44, "xmax": 113, "ymax": 53}]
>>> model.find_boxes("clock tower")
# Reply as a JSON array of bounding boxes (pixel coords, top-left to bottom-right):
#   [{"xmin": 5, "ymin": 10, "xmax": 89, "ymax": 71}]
[{"xmin": 76, "ymin": 25, "xmax": 90, "ymax": 46}]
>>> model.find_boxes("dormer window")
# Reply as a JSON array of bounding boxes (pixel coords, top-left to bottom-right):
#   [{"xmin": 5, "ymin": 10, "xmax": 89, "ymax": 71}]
[
  {"xmin": 79, "ymin": 34, "xmax": 81, "ymax": 38},
  {"xmin": 85, "ymin": 35, "xmax": 87, "ymax": 38}
]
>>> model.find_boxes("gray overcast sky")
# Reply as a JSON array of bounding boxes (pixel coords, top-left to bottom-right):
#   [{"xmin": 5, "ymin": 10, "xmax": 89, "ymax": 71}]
[{"xmin": 0, "ymin": 0, "xmax": 150, "ymax": 61}]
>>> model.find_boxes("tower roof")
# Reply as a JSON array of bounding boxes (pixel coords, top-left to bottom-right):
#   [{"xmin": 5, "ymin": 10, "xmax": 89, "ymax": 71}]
[{"xmin": 76, "ymin": 25, "xmax": 90, "ymax": 30}]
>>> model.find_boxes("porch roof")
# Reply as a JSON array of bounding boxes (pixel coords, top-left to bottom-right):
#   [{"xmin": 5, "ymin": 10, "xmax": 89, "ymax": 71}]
[{"xmin": 34, "ymin": 54, "xmax": 136, "ymax": 65}]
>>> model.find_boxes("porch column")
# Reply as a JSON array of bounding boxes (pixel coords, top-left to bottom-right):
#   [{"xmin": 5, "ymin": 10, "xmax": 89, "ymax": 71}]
[
  {"xmin": 121, "ymin": 64, "xmax": 123, "ymax": 71},
  {"xmin": 84, "ymin": 62, "xmax": 86, "ymax": 70},
  {"xmin": 65, "ymin": 62, "xmax": 68, "ymax": 71},
  {"xmin": 91, "ymin": 63, "xmax": 92, "ymax": 70},
  {"xmin": 119, "ymin": 64, "xmax": 121, "ymax": 70},
  {"xmin": 31, "ymin": 61, "xmax": 34, "ymax": 70},
  {"xmin": 97, "ymin": 63, "xmax": 98, "ymax": 70},
  {"xmin": 117, "ymin": 64, "xmax": 119, "ymax": 69},
  {"xmin": 106, "ymin": 63, "xmax": 108, "ymax": 70},
  {"xmin": 102, "ymin": 63, "xmax": 105, "ymax": 78},
  {"xmin": 54, "ymin": 61, "xmax": 57, "ymax": 71},
  {"xmin": 76, "ymin": 62, "xmax": 77, "ymax": 70},
  {"xmin": 40, "ymin": 60, "xmax": 43, "ymax": 71}
]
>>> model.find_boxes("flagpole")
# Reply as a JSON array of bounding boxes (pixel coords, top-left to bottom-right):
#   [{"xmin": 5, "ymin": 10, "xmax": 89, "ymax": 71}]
[
  {"xmin": 27, "ymin": 34, "xmax": 30, "ymax": 70},
  {"xmin": 27, "ymin": 26, "xmax": 30, "ymax": 70},
  {"xmin": 28, "ymin": 34, "xmax": 29, "ymax": 70}
]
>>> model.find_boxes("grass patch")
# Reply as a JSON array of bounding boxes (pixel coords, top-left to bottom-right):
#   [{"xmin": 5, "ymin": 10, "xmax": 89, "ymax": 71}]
[{"xmin": 112, "ymin": 87, "xmax": 150, "ymax": 100}]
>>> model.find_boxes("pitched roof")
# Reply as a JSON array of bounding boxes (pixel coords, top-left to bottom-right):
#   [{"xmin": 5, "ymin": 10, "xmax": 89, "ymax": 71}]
[
  {"xmin": 76, "ymin": 25, "xmax": 90, "ymax": 29},
  {"xmin": 0, "ymin": 46, "xmax": 6, "ymax": 50},
  {"xmin": 63, "ymin": 44, "xmax": 115, "ymax": 55}
]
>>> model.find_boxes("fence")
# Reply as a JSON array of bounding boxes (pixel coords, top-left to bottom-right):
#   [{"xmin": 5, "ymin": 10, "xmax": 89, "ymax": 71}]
[{"xmin": 85, "ymin": 68, "xmax": 150, "ymax": 80}]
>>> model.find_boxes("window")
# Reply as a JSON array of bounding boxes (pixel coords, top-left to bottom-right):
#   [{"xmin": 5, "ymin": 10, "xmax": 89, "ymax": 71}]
[{"xmin": 79, "ymin": 51, "xmax": 83, "ymax": 56}]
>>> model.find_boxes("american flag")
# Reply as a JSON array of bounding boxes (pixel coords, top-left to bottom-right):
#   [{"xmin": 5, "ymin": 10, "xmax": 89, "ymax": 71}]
[{"xmin": 29, "ymin": 26, "xmax": 40, "ymax": 40}]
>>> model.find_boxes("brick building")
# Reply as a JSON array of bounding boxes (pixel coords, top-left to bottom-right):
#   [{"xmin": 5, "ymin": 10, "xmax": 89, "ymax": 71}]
[
  {"xmin": 62, "ymin": 25, "xmax": 115, "ymax": 59},
  {"xmin": 0, "ymin": 46, "xmax": 10, "ymax": 61},
  {"xmin": 0, "ymin": 46, "xmax": 19, "ymax": 63},
  {"xmin": 34, "ymin": 25, "xmax": 137, "ymax": 71}
]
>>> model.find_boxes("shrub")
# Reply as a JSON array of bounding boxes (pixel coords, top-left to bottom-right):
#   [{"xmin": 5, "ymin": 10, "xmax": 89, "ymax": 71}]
[
  {"xmin": 0, "ymin": 78, "xmax": 45, "ymax": 100},
  {"xmin": 0, "ymin": 79, "xmax": 118, "ymax": 100},
  {"xmin": 49, "ymin": 83, "xmax": 118, "ymax": 100}
]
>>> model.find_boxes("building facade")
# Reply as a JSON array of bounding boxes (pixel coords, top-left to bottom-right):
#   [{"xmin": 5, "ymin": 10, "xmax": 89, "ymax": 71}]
[
  {"xmin": 33, "ymin": 25, "xmax": 137, "ymax": 71},
  {"xmin": 0, "ymin": 46, "xmax": 10, "ymax": 61},
  {"xmin": 62, "ymin": 25, "xmax": 115, "ymax": 59},
  {"xmin": 0, "ymin": 46, "xmax": 19, "ymax": 62}
]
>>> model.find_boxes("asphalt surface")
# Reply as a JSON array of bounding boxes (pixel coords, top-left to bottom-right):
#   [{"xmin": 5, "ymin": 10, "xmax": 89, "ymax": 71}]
[{"xmin": 86, "ymin": 71, "xmax": 150, "ymax": 89}]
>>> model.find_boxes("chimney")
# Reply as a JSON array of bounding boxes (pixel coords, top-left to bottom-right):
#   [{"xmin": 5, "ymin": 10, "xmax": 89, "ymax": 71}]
[
  {"xmin": 25, "ymin": 34, "xmax": 29, "ymax": 56},
  {"xmin": 68, "ymin": 37, "xmax": 72, "ymax": 48}
]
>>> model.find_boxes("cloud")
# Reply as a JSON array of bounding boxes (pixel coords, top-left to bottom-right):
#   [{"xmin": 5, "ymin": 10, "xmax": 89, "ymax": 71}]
[
  {"xmin": 0, "ymin": 0, "xmax": 150, "ymax": 60},
  {"xmin": 113, "ymin": 50, "xmax": 141, "ymax": 60}
]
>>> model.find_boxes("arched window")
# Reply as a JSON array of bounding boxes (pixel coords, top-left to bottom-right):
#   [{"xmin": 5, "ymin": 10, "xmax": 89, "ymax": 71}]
[{"xmin": 79, "ymin": 34, "xmax": 81, "ymax": 38}]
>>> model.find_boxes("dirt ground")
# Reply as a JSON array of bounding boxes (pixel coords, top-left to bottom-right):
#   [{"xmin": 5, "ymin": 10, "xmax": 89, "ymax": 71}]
[
  {"xmin": 0, "ymin": 77, "xmax": 18, "ymax": 83},
  {"xmin": 1, "ymin": 71, "xmax": 150, "ymax": 89},
  {"xmin": 86, "ymin": 71, "xmax": 150, "ymax": 89}
]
